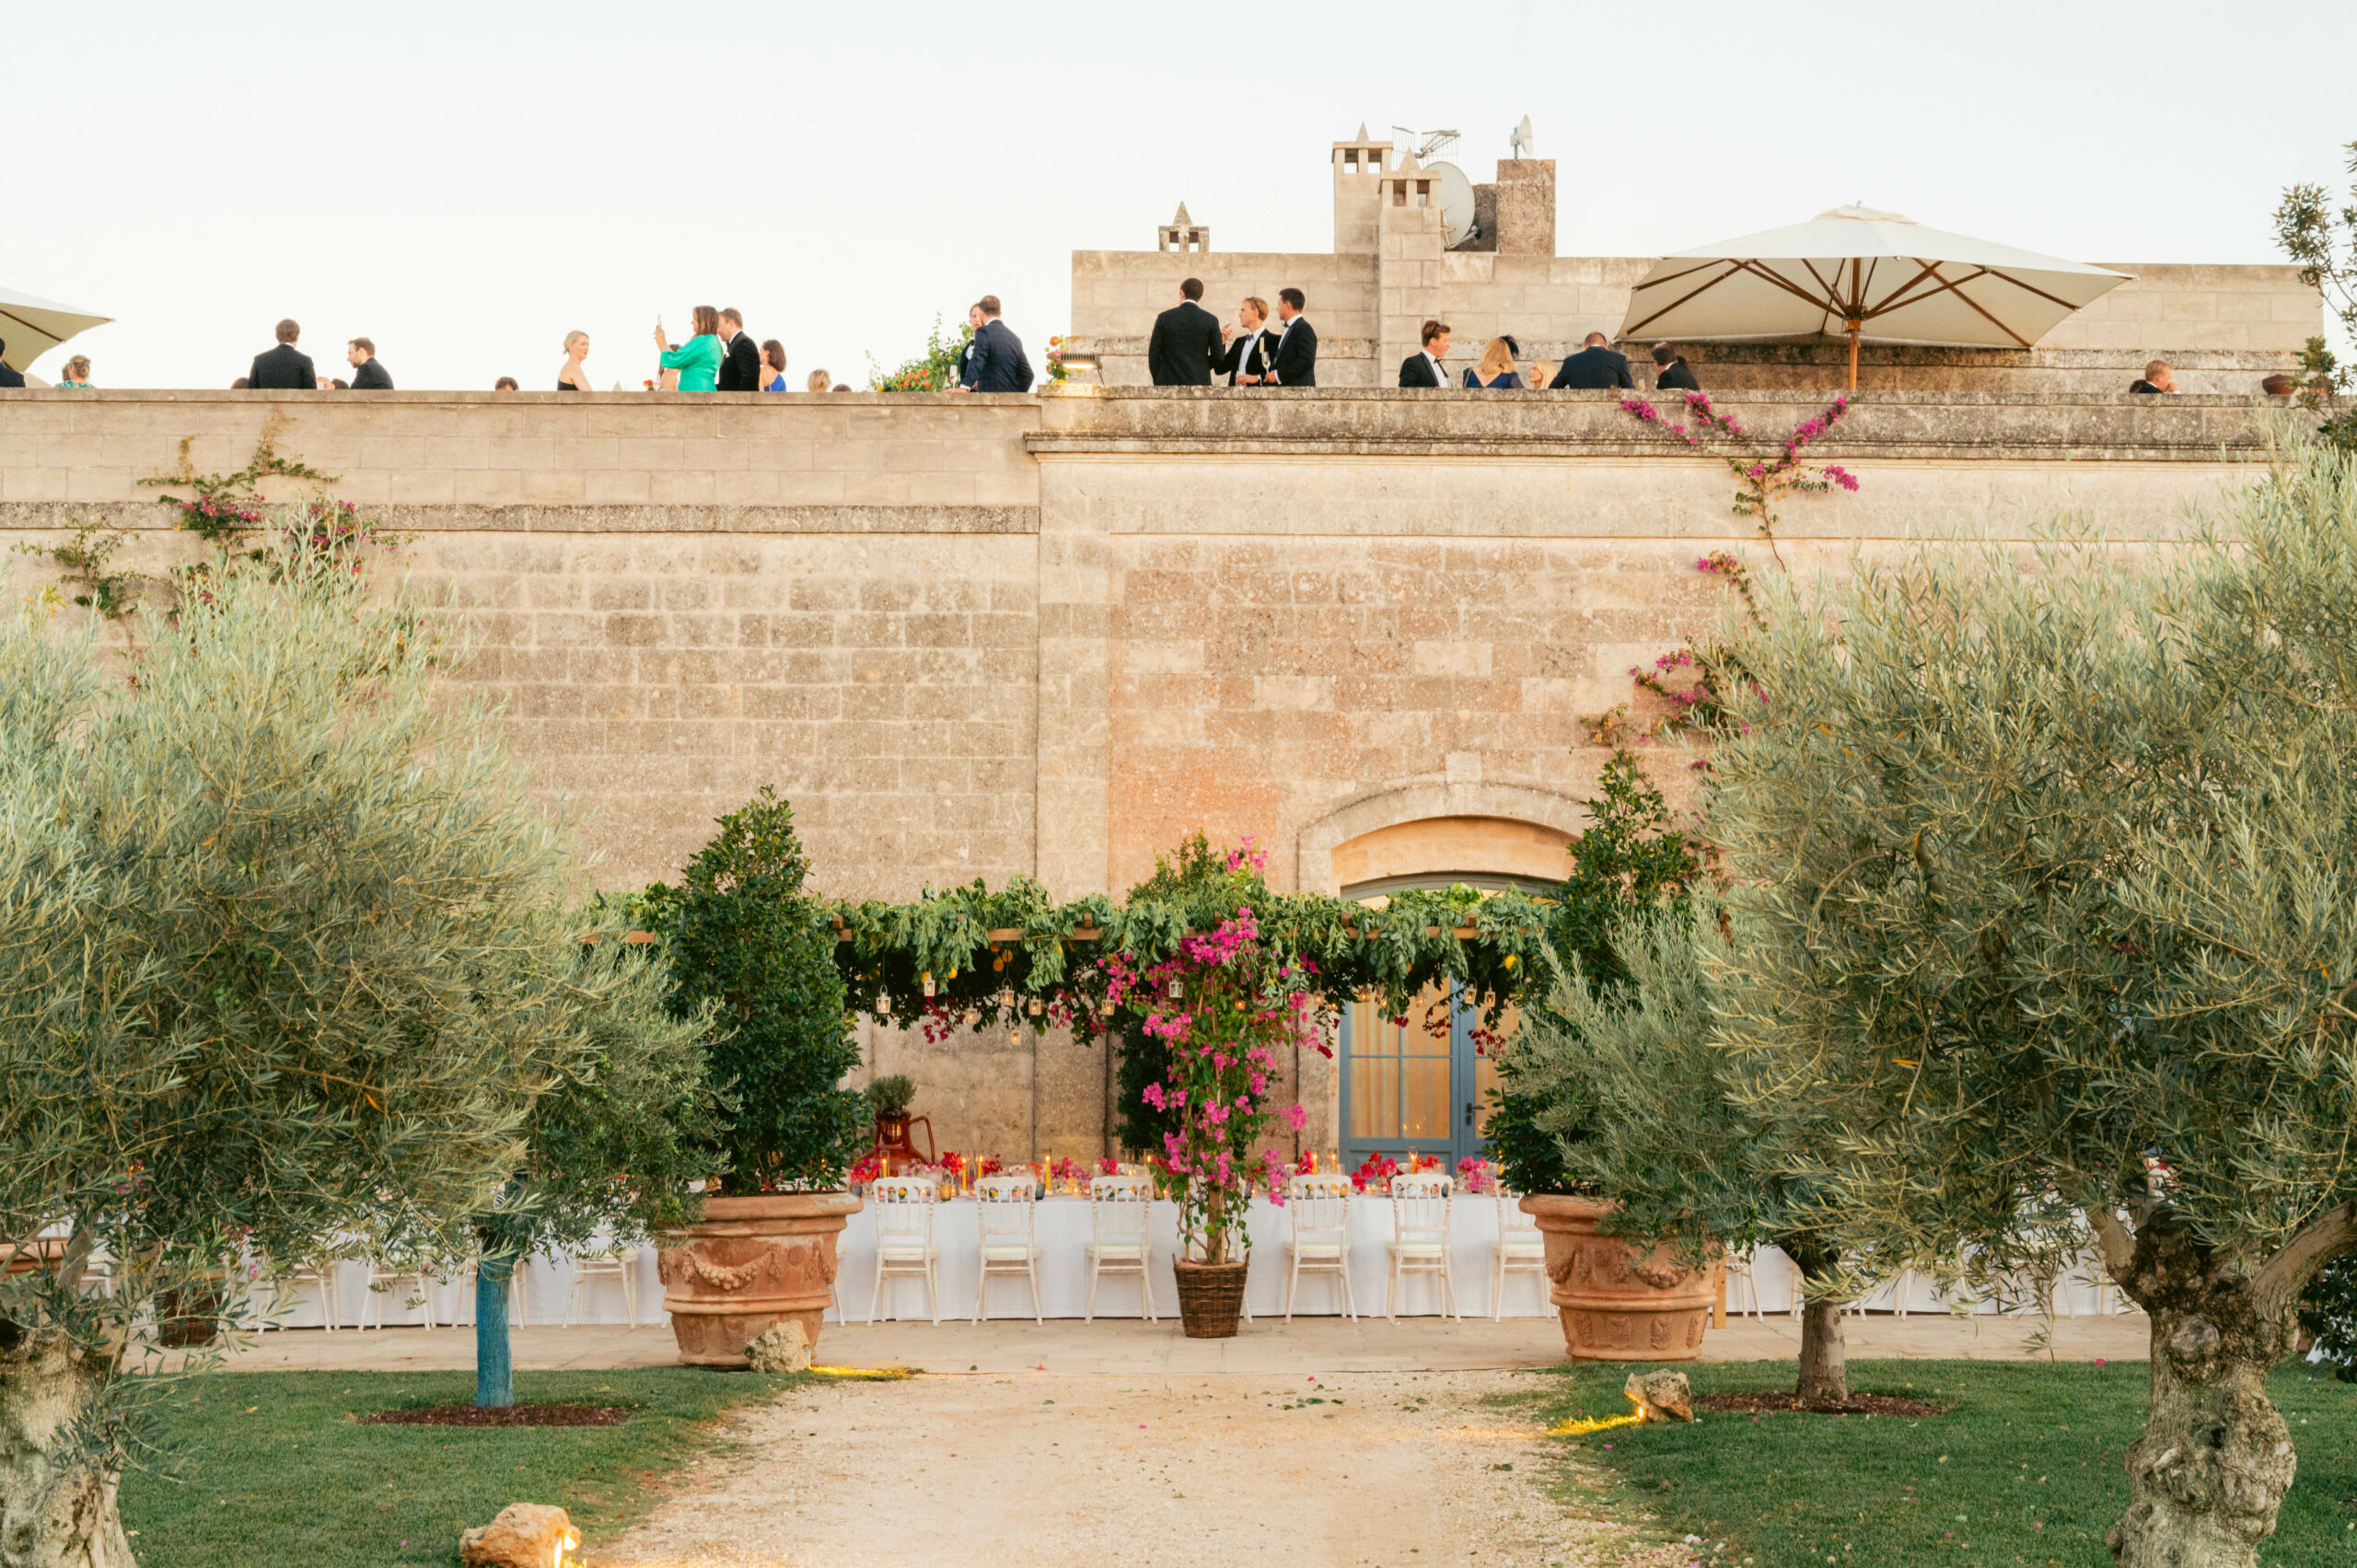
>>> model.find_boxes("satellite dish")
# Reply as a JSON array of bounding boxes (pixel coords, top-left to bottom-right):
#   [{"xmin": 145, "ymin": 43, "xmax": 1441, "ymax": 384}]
[{"xmin": 1428, "ymin": 161, "xmax": 1478, "ymax": 248}]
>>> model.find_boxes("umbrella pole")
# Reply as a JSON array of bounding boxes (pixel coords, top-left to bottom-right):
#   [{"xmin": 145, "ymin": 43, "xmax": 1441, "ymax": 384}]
[{"xmin": 1846, "ymin": 319, "xmax": 1860, "ymax": 392}]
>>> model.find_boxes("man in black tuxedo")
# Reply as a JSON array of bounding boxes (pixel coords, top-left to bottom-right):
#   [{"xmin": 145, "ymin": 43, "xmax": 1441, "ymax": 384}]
[
  {"xmin": 1213, "ymin": 296, "xmax": 1277, "ymax": 385},
  {"xmin": 716, "ymin": 308, "xmax": 762, "ymax": 391},
  {"xmin": 249, "ymin": 319, "xmax": 318, "ymax": 389},
  {"xmin": 1398, "ymin": 320, "xmax": 1451, "ymax": 387},
  {"xmin": 1549, "ymin": 331, "xmax": 1635, "ymax": 390},
  {"xmin": 0, "ymin": 339, "xmax": 23, "ymax": 389},
  {"xmin": 1147, "ymin": 278, "xmax": 1222, "ymax": 387},
  {"xmin": 1268, "ymin": 287, "xmax": 1317, "ymax": 387},
  {"xmin": 952, "ymin": 296, "xmax": 1034, "ymax": 393},
  {"xmin": 345, "ymin": 338, "xmax": 393, "ymax": 389},
  {"xmin": 1650, "ymin": 343, "xmax": 1699, "ymax": 391}
]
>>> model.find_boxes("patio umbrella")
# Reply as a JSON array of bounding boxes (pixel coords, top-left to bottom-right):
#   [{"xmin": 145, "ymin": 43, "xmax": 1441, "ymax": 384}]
[
  {"xmin": 0, "ymin": 285, "xmax": 111, "ymax": 371},
  {"xmin": 1617, "ymin": 205, "xmax": 2130, "ymax": 390}
]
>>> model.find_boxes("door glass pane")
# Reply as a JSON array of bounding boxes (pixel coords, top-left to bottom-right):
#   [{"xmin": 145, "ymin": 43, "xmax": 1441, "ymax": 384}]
[
  {"xmin": 1347, "ymin": 982, "xmax": 1452, "ymax": 1143},
  {"xmin": 1469, "ymin": 1000, "xmax": 1516, "ymax": 1140}
]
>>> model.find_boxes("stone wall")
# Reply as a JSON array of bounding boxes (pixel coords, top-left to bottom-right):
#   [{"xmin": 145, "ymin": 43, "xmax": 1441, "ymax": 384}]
[{"xmin": 0, "ymin": 386, "xmax": 2282, "ymax": 1158}]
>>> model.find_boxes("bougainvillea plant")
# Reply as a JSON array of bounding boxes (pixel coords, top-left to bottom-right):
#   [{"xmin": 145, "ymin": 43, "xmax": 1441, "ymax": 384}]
[
  {"xmin": 1124, "ymin": 906, "xmax": 1318, "ymax": 1264},
  {"xmin": 1615, "ymin": 390, "xmax": 1857, "ymax": 563}
]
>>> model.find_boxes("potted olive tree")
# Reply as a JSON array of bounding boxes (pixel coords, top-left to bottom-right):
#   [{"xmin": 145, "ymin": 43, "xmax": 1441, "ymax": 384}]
[
  {"xmin": 644, "ymin": 788, "xmax": 868, "ymax": 1366},
  {"xmin": 1492, "ymin": 754, "xmax": 1721, "ymax": 1359}
]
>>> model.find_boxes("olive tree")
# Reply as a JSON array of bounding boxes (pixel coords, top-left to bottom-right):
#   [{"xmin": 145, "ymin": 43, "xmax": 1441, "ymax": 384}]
[
  {"xmin": 1533, "ymin": 912, "xmax": 1864, "ymax": 1403},
  {"xmin": 0, "ymin": 533, "xmax": 633, "ymax": 1566},
  {"xmin": 1701, "ymin": 436, "xmax": 2357, "ymax": 1568}
]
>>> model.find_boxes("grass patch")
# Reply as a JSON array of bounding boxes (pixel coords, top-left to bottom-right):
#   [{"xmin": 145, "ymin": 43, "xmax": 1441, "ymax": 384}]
[
  {"xmin": 119, "ymin": 1368, "xmax": 808, "ymax": 1568},
  {"xmin": 1517, "ymin": 1358, "xmax": 2357, "ymax": 1566}
]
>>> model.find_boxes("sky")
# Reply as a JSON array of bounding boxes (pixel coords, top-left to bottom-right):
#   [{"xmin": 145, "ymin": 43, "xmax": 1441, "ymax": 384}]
[{"xmin": 6, "ymin": 0, "xmax": 2351, "ymax": 389}]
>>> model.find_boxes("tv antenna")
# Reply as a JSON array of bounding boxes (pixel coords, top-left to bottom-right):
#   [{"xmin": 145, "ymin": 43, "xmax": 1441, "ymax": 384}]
[
  {"xmin": 1510, "ymin": 115, "xmax": 1535, "ymax": 158},
  {"xmin": 1390, "ymin": 125, "xmax": 1460, "ymax": 164}
]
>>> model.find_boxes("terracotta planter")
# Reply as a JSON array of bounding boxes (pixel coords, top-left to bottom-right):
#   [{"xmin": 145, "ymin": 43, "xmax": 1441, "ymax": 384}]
[
  {"xmin": 658, "ymin": 1192, "xmax": 860, "ymax": 1367},
  {"xmin": 1520, "ymin": 1194, "xmax": 1715, "ymax": 1361},
  {"xmin": 1171, "ymin": 1259, "xmax": 1248, "ymax": 1339}
]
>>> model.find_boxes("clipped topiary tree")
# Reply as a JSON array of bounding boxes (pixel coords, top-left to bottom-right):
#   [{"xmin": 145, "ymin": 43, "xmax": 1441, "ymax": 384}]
[
  {"xmin": 645, "ymin": 788, "xmax": 865, "ymax": 1194},
  {"xmin": 0, "ymin": 530, "xmax": 614, "ymax": 1566},
  {"xmin": 1700, "ymin": 434, "xmax": 2357, "ymax": 1568}
]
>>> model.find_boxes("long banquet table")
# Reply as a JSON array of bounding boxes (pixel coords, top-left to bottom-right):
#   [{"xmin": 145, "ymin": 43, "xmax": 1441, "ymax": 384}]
[{"xmin": 250, "ymin": 1200, "xmax": 2131, "ymax": 1329}]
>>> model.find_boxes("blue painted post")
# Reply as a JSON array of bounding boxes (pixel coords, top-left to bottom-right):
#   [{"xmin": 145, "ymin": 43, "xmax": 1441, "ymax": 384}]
[{"xmin": 475, "ymin": 1254, "xmax": 517, "ymax": 1408}]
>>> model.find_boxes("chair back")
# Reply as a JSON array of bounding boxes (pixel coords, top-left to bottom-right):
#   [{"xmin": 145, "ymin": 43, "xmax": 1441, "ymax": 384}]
[
  {"xmin": 1286, "ymin": 1173, "xmax": 1352, "ymax": 1237},
  {"xmin": 871, "ymin": 1176, "xmax": 937, "ymax": 1243},
  {"xmin": 1088, "ymin": 1174, "xmax": 1152, "ymax": 1241},
  {"xmin": 1496, "ymin": 1190, "xmax": 1538, "ymax": 1237},
  {"xmin": 1389, "ymin": 1171, "xmax": 1453, "ymax": 1238},
  {"xmin": 975, "ymin": 1174, "xmax": 1039, "ymax": 1242}
]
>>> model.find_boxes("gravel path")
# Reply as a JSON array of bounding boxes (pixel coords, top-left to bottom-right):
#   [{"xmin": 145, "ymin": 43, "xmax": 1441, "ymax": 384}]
[{"xmin": 591, "ymin": 1367, "xmax": 1681, "ymax": 1568}]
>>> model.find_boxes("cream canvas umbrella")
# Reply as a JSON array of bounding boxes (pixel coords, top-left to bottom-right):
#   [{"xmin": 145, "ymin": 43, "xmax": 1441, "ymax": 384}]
[
  {"xmin": 0, "ymin": 285, "xmax": 111, "ymax": 372},
  {"xmin": 1618, "ymin": 205, "xmax": 2131, "ymax": 390}
]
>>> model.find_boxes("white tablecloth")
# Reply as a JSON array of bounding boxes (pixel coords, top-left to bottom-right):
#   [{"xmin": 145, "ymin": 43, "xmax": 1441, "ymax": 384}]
[
  {"xmin": 835, "ymin": 1194, "xmax": 1552, "ymax": 1322},
  {"xmin": 247, "ymin": 1206, "xmax": 2130, "ymax": 1330}
]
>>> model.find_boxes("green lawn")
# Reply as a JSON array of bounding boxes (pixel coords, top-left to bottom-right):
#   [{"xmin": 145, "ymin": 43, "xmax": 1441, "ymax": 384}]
[
  {"xmin": 1514, "ymin": 1358, "xmax": 2357, "ymax": 1567},
  {"xmin": 119, "ymin": 1368, "xmax": 807, "ymax": 1568}
]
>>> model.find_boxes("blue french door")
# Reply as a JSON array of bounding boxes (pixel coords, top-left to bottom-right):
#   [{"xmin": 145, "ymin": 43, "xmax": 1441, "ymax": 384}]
[{"xmin": 1338, "ymin": 981, "xmax": 1497, "ymax": 1170}]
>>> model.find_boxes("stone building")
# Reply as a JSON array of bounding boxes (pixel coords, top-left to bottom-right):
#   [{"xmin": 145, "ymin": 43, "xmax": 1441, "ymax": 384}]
[
  {"xmin": 1068, "ymin": 124, "xmax": 2316, "ymax": 393},
  {"xmin": 0, "ymin": 381, "xmax": 2309, "ymax": 1172}
]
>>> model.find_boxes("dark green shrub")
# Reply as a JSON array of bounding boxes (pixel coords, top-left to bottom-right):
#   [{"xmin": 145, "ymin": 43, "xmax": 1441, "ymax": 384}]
[{"xmin": 644, "ymin": 788, "xmax": 865, "ymax": 1194}]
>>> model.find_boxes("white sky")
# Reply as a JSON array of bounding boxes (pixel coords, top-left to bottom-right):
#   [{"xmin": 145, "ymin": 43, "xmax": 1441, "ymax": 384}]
[{"xmin": 7, "ymin": 0, "xmax": 2351, "ymax": 389}]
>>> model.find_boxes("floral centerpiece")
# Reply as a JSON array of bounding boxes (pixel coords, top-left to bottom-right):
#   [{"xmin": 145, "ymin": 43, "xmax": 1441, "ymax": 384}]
[
  {"xmin": 1044, "ymin": 335, "xmax": 1070, "ymax": 384},
  {"xmin": 1113, "ymin": 905, "xmax": 1318, "ymax": 1335}
]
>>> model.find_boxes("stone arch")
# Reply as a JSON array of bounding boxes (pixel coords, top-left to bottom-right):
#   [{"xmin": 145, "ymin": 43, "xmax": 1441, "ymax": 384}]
[{"xmin": 1295, "ymin": 780, "xmax": 1594, "ymax": 896}]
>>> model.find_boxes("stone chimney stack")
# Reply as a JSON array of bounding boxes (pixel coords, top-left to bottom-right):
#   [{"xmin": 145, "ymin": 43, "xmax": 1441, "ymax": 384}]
[
  {"xmin": 1156, "ymin": 203, "xmax": 1209, "ymax": 253},
  {"xmin": 1492, "ymin": 158, "xmax": 1556, "ymax": 256},
  {"xmin": 1377, "ymin": 150, "xmax": 1449, "ymax": 377},
  {"xmin": 1330, "ymin": 123, "xmax": 1393, "ymax": 255}
]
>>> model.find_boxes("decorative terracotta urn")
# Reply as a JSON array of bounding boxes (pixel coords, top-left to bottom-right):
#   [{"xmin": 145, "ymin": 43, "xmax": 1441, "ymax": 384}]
[
  {"xmin": 1520, "ymin": 1193, "xmax": 1716, "ymax": 1361},
  {"xmin": 871, "ymin": 1112, "xmax": 935, "ymax": 1177},
  {"xmin": 658, "ymin": 1191, "xmax": 860, "ymax": 1367}
]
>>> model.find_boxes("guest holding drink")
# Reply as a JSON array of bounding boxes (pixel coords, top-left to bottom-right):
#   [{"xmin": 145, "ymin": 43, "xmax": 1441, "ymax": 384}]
[
  {"xmin": 557, "ymin": 331, "xmax": 592, "ymax": 391},
  {"xmin": 1213, "ymin": 296, "xmax": 1276, "ymax": 386},
  {"xmin": 761, "ymin": 340, "xmax": 790, "ymax": 391},
  {"xmin": 653, "ymin": 306, "xmax": 724, "ymax": 391},
  {"xmin": 1462, "ymin": 338, "xmax": 1523, "ymax": 389}
]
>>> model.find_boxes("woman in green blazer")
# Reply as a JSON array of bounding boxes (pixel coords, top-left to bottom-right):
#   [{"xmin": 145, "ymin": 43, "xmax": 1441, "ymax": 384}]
[{"xmin": 654, "ymin": 304, "xmax": 724, "ymax": 390}]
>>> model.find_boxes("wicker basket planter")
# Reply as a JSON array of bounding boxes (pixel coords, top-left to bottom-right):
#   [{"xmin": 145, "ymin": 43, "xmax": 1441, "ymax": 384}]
[
  {"xmin": 1172, "ymin": 1258, "xmax": 1249, "ymax": 1339},
  {"xmin": 1521, "ymin": 1194, "xmax": 1715, "ymax": 1361},
  {"xmin": 658, "ymin": 1191, "xmax": 860, "ymax": 1367}
]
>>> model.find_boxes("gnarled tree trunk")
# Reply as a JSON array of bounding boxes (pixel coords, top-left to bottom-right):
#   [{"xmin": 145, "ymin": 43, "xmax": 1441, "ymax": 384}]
[
  {"xmin": 0, "ymin": 1318, "xmax": 134, "ymax": 1568},
  {"xmin": 2107, "ymin": 1220, "xmax": 2298, "ymax": 1568},
  {"xmin": 1784, "ymin": 1236, "xmax": 1848, "ymax": 1405}
]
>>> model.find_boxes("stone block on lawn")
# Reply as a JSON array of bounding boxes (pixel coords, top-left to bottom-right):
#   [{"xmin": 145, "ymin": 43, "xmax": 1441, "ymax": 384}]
[
  {"xmin": 1624, "ymin": 1369, "xmax": 1696, "ymax": 1423},
  {"xmin": 746, "ymin": 1318, "xmax": 814, "ymax": 1373},
  {"xmin": 459, "ymin": 1502, "xmax": 577, "ymax": 1567}
]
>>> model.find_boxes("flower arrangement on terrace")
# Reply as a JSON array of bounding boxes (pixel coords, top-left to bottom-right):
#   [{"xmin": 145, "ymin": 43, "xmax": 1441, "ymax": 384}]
[
  {"xmin": 1128, "ymin": 905, "xmax": 1318, "ymax": 1263},
  {"xmin": 1045, "ymin": 335, "xmax": 1070, "ymax": 384}
]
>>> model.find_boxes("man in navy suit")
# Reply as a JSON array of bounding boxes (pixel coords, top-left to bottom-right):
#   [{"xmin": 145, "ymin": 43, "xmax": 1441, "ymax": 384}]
[
  {"xmin": 1549, "ymin": 331, "xmax": 1635, "ymax": 390},
  {"xmin": 1398, "ymin": 320, "xmax": 1451, "ymax": 387},
  {"xmin": 952, "ymin": 296, "xmax": 1034, "ymax": 393},
  {"xmin": 249, "ymin": 319, "xmax": 319, "ymax": 389},
  {"xmin": 1147, "ymin": 277, "xmax": 1222, "ymax": 387}
]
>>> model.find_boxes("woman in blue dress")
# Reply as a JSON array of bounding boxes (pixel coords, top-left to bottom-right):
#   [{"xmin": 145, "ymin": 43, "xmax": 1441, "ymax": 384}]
[
  {"xmin": 761, "ymin": 340, "xmax": 790, "ymax": 391},
  {"xmin": 1462, "ymin": 338, "xmax": 1524, "ymax": 389}
]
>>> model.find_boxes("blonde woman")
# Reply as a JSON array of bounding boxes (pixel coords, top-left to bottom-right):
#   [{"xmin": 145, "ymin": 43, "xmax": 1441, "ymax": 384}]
[
  {"xmin": 557, "ymin": 331, "xmax": 592, "ymax": 391},
  {"xmin": 806, "ymin": 369, "xmax": 832, "ymax": 392},
  {"xmin": 1462, "ymin": 338, "xmax": 1523, "ymax": 389},
  {"xmin": 55, "ymin": 355, "xmax": 94, "ymax": 389}
]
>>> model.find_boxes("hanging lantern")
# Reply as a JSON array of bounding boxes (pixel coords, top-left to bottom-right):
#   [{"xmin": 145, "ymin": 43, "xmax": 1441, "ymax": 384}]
[
  {"xmin": 964, "ymin": 1008, "xmax": 980, "ymax": 1027},
  {"xmin": 1167, "ymin": 978, "xmax": 1183, "ymax": 999},
  {"xmin": 1009, "ymin": 1027, "xmax": 1025, "ymax": 1047},
  {"xmin": 1028, "ymin": 998, "xmax": 1043, "ymax": 1016},
  {"xmin": 1098, "ymin": 997, "xmax": 1117, "ymax": 1017},
  {"xmin": 877, "ymin": 993, "xmax": 893, "ymax": 1015},
  {"xmin": 997, "ymin": 988, "xmax": 1015, "ymax": 1009},
  {"xmin": 922, "ymin": 972, "xmax": 935, "ymax": 998}
]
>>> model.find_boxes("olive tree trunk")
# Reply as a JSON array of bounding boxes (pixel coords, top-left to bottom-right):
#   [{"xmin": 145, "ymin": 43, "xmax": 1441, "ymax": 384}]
[
  {"xmin": 1784, "ymin": 1237, "xmax": 1848, "ymax": 1405},
  {"xmin": 2107, "ymin": 1221, "xmax": 2299, "ymax": 1568},
  {"xmin": 0, "ymin": 1320, "xmax": 135, "ymax": 1568},
  {"xmin": 474, "ymin": 1254, "xmax": 517, "ymax": 1410}
]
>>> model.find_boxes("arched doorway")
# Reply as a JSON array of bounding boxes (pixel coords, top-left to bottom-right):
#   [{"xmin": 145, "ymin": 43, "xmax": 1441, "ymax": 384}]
[{"xmin": 1325, "ymin": 815, "xmax": 1569, "ymax": 1172}]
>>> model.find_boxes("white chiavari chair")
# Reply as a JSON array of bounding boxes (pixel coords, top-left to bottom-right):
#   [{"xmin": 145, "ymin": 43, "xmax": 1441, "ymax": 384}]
[
  {"xmin": 1283, "ymin": 1174, "xmax": 1356, "ymax": 1321},
  {"xmin": 1085, "ymin": 1174, "xmax": 1156, "ymax": 1322},
  {"xmin": 1489, "ymin": 1191, "xmax": 1546, "ymax": 1320},
  {"xmin": 973, "ymin": 1174, "xmax": 1043, "ymax": 1324},
  {"xmin": 1386, "ymin": 1171, "xmax": 1458, "ymax": 1321},
  {"xmin": 361, "ymin": 1258, "xmax": 439, "ymax": 1330},
  {"xmin": 564, "ymin": 1244, "xmax": 642, "ymax": 1328},
  {"xmin": 1722, "ymin": 1246, "xmax": 1765, "ymax": 1320},
  {"xmin": 868, "ymin": 1177, "xmax": 941, "ymax": 1324}
]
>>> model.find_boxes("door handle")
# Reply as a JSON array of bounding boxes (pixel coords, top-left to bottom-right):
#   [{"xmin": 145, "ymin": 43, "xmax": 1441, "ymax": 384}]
[{"xmin": 1463, "ymin": 1100, "xmax": 1474, "ymax": 1128}]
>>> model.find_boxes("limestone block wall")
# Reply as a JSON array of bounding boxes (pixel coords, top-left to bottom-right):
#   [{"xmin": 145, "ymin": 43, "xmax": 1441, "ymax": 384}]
[{"xmin": 0, "ymin": 386, "xmax": 2282, "ymax": 1160}]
